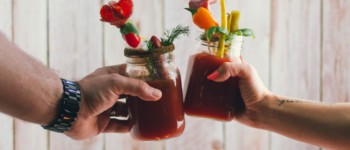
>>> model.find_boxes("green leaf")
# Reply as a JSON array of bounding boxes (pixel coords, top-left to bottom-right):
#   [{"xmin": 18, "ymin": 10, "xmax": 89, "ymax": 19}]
[
  {"xmin": 233, "ymin": 28, "xmax": 255, "ymax": 38},
  {"xmin": 206, "ymin": 26, "xmax": 231, "ymax": 40},
  {"xmin": 217, "ymin": 27, "xmax": 229, "ymax": 35},
  {"xmin": 206, "ymin": 26, "xmax": 218, "ymax": 40}
]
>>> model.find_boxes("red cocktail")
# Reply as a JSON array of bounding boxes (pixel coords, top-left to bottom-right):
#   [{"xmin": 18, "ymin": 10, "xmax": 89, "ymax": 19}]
[
  {"xmin": 184, "ymin": 36, "xmax": 246, "ymax": 121},
  {"xmin": 185, "ymin": 52, "xmax": 245, "ymax": 121},
  {"xmin": 125, "ymin": 45, "xmax": 185, "ymax": 140},
  {"xmin": 127, "ymin": 76, "xmax": 184, "ymax": 140}
]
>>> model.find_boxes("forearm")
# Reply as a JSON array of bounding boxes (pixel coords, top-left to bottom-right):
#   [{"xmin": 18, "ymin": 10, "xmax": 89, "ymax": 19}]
[
  {"xmin": 252, "ymin": 94, "xmax": 350, "ymax": 149},
  {"xmin": 0, "ymin": 32, "xmax": 61, "ymax": 125}
]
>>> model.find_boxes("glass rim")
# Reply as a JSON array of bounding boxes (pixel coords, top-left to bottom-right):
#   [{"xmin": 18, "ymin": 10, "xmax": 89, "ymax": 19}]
[{"xmin": 124, "ymin": 44, "xmax": 175, "ymax": 58}]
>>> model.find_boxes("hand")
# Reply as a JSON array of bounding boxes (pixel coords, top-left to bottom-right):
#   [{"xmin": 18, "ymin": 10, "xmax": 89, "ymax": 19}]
[
  {"xmin": 65, "ymin": 64, "xmax": 162, "ymax": 140},
  {"xmin": 207, "ymin": 59, "xmax": 271, "ymax": 127},
  {"xmin": 209, "ymin": 0, "xmax": 217, "ymax": 4}
]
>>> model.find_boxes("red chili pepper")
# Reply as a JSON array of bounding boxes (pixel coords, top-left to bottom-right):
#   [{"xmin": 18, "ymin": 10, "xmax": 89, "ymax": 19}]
[
  {"xmin": 123, "ymin": 33, "xmax": 141, "ymax": 48},
  {"xmin": 100, "ymin": 0, "xmax": 133, "ymax": 28},
  {"xmin": 100, "ymin": 5, "xmax": 116, "ymax": 22}
]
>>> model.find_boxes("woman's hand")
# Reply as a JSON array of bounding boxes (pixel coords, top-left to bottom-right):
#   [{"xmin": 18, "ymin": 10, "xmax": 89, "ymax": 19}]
[{"xmin": 207, "ymin": 59, "xmax": 271, "ymax": 126}]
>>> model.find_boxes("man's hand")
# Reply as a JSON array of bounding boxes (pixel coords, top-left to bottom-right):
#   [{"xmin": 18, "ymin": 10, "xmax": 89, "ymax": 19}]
[{"xmin": 65, "ymin": 64, "xmax": 162, "ymax": 140}]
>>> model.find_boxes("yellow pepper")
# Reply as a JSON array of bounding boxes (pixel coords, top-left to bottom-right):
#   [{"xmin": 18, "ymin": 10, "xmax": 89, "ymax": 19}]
[{"xmin": 186, "ymin": 7, "xmax": 218, "ymax": 30}]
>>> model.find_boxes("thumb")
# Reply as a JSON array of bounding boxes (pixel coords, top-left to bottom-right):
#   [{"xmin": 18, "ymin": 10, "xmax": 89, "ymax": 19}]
[{"xmin": 114, "ymin": 75, "xmax": 162, "ymax": 101}]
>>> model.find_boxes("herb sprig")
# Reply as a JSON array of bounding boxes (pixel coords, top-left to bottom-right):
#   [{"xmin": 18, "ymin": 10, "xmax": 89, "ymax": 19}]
[
  {"xmin": 143, "ymin": 25, "xmax": 189, "ymax": 79},
  {"xmin": 161, "ymin": 25, "xmax": 190, "ymax": 46}
]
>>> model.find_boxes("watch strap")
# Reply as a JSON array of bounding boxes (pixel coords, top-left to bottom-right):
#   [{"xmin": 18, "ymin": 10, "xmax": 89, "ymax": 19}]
[{"xmin": 42, "ymin": 79, "xmax": 81, "ymax": 133}]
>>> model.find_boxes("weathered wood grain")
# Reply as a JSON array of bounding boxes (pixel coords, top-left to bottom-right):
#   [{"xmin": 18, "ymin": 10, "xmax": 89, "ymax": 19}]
[
  {"xmin": 270, "ymin": 0, "xmax": 321, "ymax": 149},
  {"xmin": 0, "ymin": 0, "xmax": 14, "ymax": 150},
  {"xmin": 0, "ymin": 0, "xmax": 12, "ymax": 36},
  {"xmin": 0, "ymin": 113, "xmax": 13, "ymax": 150},
  {"xmin": 102, "ymin": 21, "xmax": 125, "ymax": 66},
  {"xmin": 166, "ymin": 119, "xmax": 224, "ymax": 150},
  {"xmin": 48, "ymin": 0, "xmax": 104, "ymax": 149},
  {"xmin": 48, "ymin": 0, "xmax": 103, "ymax": 80},
  {"xmin": 12, "ymin": 0, "xmax": 48, "ymax": 149},
  {"xmin": 322, "ymin": 0, "xmax": 350, "ymax": 103}
]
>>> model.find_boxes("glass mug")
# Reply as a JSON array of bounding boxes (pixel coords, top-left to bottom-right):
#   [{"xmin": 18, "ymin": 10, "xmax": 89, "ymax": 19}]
[
  {"xmin": 122, "ymin": 44, "xmax": 185, "ymax": 140},
  {"xmin": 184, "ymin": 35, "xmax": 246, "ymax": 121}
]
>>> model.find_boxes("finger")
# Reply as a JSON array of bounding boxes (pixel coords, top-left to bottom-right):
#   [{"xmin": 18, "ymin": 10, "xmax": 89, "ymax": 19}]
[
  {"xmin": 207, "ymin": 62, "xmax": 251, "ymax": 82},
  {"xmin": 94, "ymin": 64, "xmax": 127, "ymax": 75},
  {"xmin": 102, "ymin": 119, "xmax": 130, "ymax": 133},
  {"xmin": 105, "ymin": 64, "xmax": 127, "ymax": 75},
  {"xmin": 207, "ymin": 62, "xmax": 233, "ymax": 82},
  {"xmin": 112, "ymin": 74, "xmax": 162, "ymax": 101}
]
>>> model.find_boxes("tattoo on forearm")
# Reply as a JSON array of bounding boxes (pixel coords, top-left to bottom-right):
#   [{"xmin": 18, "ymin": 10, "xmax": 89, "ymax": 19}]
[{"xmin": 278, "ymin": 99, "xmax": 305, "ymax": 106}]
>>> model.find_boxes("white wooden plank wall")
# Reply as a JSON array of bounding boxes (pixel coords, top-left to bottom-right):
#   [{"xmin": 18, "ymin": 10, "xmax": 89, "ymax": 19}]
[
  {"xmin": 0, "ymin": 0, "xmax": 350, "ymax": 149},
  {"xmin": 322, "ymin": 0, "xmax": 350, "ymax": 104}
]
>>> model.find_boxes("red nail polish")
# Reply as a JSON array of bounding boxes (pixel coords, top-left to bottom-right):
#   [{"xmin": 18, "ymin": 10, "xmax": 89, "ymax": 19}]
[{"xmin": 207, "ymin": 71, "xmax": 219, "ymax": 80}]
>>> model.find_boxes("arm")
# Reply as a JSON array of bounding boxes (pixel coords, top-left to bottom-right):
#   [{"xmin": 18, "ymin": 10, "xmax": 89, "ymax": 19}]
[
  {"xmin": 255, "ymin": 95, "xmax": 350, "ymax": 149},
  {"xmin": 0, "ymin": 32, "xmax": 162, "ymax": 140},
  {"xmin": 0, "ymin": 31, "xmax": 61, "ymax": 125},
  {"xmin": 208, "ymin": 61, "xmax": 350, "ymax": 149}
]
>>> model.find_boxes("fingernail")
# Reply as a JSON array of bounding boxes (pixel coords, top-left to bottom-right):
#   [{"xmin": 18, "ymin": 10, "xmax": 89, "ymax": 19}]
[
  {"xmin": 207, "ymin": 71, "xmax": 219, "ymax": 80},
  {"xmin": 151, "ymin": 89, "xmax": 162, "ymax": 99}
]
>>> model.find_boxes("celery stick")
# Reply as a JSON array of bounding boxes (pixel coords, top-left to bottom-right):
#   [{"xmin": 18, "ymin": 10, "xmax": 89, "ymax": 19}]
[
  {"xmin": 220, "ymin": 0, "xmax": 227, "ymax": 29},
  {"xmin": 227, "ymin": 13, "xmax": 232, "ymax": 33},
  {"xmin": 218, "ymin": 0, "xmax": 227, "ymax": 58},
  {"xmin": 230, "ymin": 11, "xmax": 240, "ymax": 33}
]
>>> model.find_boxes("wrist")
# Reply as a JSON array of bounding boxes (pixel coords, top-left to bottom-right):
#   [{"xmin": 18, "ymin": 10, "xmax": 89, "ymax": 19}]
[
  {"xmin": 242, "ymin": 92, "xmax": 278, "ymax": 129},
  {"xmin": 37, "ymin": 76, "xmax": 63, "ymax": 126},
  {"xmin": 42, "ymin": 79, "xmax": 81, "ymax": 133}
]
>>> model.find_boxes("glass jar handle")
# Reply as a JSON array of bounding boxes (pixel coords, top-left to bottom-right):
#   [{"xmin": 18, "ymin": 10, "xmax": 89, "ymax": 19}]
[{"xmin": 110, "ymin": 97, "xmax": 129, "ymax": 120}]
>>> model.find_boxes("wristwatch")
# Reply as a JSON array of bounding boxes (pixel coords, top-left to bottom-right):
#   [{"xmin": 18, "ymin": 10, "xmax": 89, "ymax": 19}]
[{"xmin": 42, "ymin": 79, "xmax": 81, "ymax": 133}]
